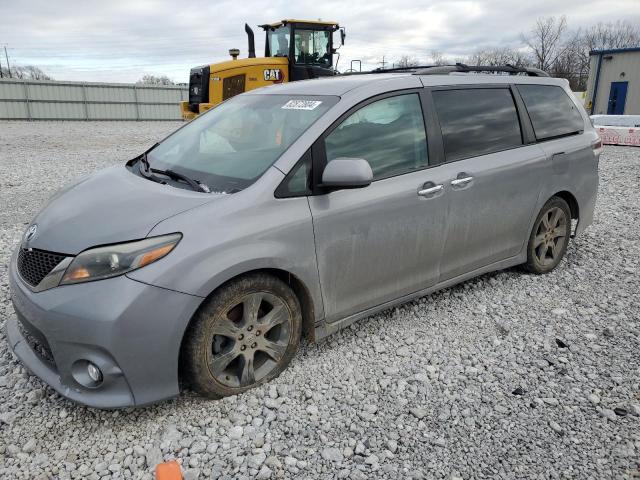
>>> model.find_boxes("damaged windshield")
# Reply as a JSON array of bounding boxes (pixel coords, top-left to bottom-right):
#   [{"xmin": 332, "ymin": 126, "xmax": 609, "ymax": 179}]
[{"xmin": 147, "ymin": 94, "xmax": 338, "ymax": 193}]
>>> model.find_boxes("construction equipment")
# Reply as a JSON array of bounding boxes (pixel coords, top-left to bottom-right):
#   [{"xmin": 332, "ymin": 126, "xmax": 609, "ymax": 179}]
[{"xmin": 181, "ymin": 19, "xmax": 345, "ymax": 120}]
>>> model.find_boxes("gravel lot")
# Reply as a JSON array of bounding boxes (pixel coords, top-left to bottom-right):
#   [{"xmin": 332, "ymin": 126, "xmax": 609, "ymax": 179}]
[{"xmin": 0, "ymin": 121, "xmax": 639, "ymax": 480}]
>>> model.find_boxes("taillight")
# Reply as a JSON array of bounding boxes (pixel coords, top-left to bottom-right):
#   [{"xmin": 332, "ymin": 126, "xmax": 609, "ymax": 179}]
[{"xmin": 592, "ymin": 138, "xmax": 603, "ymax": 155}]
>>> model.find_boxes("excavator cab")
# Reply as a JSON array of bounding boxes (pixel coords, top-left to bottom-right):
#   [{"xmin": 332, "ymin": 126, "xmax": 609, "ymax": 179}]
[
  {"xmin": 181, "ymin": 19, "xmax": 344, "ymax": 120},
  {"xmin": 260, "ymin": 19, "xmax": 343, "ymax": 81}
]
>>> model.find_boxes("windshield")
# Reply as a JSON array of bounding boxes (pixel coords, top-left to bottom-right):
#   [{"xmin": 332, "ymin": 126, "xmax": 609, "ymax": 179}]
[
  {"xmin": 295, "ymin": 29, "xmax": 331, "ymax": 66},
  {"xmin": 147, "ymin": 94, "xmax": 338, "ymax": 193},
  {"xmin": 268, "ymin": 26, "xmax": 290, "ymax": 57}
]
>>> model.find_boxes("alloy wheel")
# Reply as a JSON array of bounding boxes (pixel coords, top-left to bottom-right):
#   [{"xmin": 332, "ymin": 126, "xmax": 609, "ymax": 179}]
[
  {"xmin": 207, "ymin": 292, "xmax": 292, "ymax": 388},
  {"xmin": 533, "ymin": 206, "xmax": 568, "ymax": 267}
]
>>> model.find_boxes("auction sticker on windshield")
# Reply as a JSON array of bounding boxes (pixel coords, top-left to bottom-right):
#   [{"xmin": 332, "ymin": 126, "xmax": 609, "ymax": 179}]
[{"xmin": 282, "ymin": 100, "xmax": 323, "ymax": 110}]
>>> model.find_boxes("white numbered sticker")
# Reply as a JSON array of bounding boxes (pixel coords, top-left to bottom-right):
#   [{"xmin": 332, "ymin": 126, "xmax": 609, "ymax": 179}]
[{"xmin": 282, "ymin": 100, "xmax": 323, "ymax": 111}]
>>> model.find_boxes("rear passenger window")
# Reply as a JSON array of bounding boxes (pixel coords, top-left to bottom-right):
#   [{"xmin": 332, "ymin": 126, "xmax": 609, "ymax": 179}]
[
  {"xmin": 518, "ymin": 85, "xmax": 584, "ymax": 141},
  {"xmin": 324, "ymin": 94, "xmax": 428, "ymax": 180},
  {"xmin": 433, "ymin": 88, "xmax": 522, "ymax": 162}
]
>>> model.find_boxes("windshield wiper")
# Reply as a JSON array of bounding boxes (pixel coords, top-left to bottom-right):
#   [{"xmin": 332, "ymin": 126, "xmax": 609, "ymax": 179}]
[
  {"xmin": 150, "ymin": 167, "xmax": 209, "ymax": 193},
  {"xmin": 139, "ymin": 143, "xmax": 158, "ymax": 172},
  {"xmin": 136, "ymin": 145, "xmax": 208, "ymax": 193}
]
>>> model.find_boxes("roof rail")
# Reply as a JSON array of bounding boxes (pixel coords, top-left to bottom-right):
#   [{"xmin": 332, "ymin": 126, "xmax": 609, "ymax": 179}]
[{"xmin": 414, "ymin": 63, "xmax": 549, "ymax": 77}]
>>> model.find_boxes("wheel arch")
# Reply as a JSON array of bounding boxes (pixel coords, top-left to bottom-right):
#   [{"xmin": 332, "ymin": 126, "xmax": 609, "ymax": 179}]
[
  {"xmin": 553, "ymin": 190, "xmax": 579, "ymax": 220},
  {"xmin": 178, "ymin": 267, "xmax": 318, "ymax": 377}
]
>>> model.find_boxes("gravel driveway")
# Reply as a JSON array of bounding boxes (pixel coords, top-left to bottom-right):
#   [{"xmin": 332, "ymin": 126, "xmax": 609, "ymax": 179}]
[{"xmin": 0, "ymin": 121, "xmax": 638, "ymax": 480}]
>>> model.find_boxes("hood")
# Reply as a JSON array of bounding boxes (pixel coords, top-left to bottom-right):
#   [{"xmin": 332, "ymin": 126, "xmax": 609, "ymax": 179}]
[{"xmin": 27, "ymin": 165, "xmax": 217, "ymax": 254}]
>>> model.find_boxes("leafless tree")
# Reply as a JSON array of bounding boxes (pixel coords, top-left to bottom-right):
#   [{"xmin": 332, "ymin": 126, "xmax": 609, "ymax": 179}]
[
  {"xmin": 1, "ymin": 65, "xmax": 53, "ymax": 80},
  {"xmin": 522, "ymin": 16, "xmax": 569, "ymax": 71},
  {"xmin": 466, "ymin": 47, "xmax": 532, "ymax": 67},
  {"xmin": 136, "ymin": 74, "xmax": 175, "ymax": 86},
  {"xmin": 395, "ymin": 55, "xmax": 420, "ymax": 68},
  {"xmin": 429, "ymin": 50, "xmax": 448, "ymax": 66},
  {"xmin": 582, "ymin": 20, "xmax": 640, "ymax": 50}
]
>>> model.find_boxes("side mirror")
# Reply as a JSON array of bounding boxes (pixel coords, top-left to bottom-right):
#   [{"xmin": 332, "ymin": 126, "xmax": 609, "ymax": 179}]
[
  {"xmin": 321, "ymin": 158, "xmax": 373, "ymax": 189},
  {"xmin": 340, "ymin": 28, "xmax": 346, "ymax": 46}
]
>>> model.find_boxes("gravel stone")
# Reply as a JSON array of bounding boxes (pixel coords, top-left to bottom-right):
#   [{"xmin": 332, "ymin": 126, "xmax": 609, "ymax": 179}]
[
  {"xmin": 409, "ymin": 407, "xmax": 428, "ymax": 419},
  {"xmin": 588, "ymin": 393, "xmax": 601, "ymax": 405},
  {"xmin": 549, "ymin": 420, "xmax": 564, "ymax": 435},
  {"xmin": 0, "ymin": 123, "xmax": 638, "ymax": 479},
  {"xmin": 321, "ymin": 447, "xmax": 344, "ymax": 463}
]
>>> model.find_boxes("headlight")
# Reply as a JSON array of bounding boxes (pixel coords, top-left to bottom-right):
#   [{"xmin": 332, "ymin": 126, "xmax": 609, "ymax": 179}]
[{"xmin": 60, "ymin": 233, "xmax": 182, "ymax": 285}]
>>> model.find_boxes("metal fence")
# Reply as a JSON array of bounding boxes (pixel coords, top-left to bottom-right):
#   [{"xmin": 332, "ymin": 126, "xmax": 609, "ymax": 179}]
[{"xmin": 0, "ymin": 79, "xmax": 188, "ymax": 121}]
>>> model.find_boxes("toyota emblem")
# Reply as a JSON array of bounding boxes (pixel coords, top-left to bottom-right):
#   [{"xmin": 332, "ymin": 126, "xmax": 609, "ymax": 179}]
[{"xmin": 24, "ymin": 224, "xmax": 38, "ymax": 243}]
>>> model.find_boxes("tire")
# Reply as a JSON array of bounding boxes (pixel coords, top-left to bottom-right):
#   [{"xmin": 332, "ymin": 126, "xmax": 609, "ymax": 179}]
[
  {"xmin": 182, "ymin": 273, "xmax": 302, "ymax": 399},
  {"xmin": 524, "ymin": 196, "xmax": 572, "ymax": 274}
]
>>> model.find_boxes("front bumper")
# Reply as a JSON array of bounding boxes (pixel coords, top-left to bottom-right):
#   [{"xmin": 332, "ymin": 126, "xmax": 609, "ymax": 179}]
[{"xmin": 7, "ymin": 250, "xmax": 202, "ymax": 408}]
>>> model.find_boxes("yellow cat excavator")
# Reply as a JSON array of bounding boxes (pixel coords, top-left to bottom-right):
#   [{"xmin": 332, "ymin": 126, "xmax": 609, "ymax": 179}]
[{"xmin": 180, "ymin": 19, "xmax": 345, "ymax": 120}]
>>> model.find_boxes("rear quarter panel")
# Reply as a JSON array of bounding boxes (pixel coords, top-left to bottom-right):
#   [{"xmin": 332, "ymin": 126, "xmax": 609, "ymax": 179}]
[{"xmin": 532, "ymin": 83, "xmax": 599, "ymax": 236}]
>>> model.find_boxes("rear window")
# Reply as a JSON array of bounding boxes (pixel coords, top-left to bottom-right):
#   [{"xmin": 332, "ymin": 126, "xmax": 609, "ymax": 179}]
[
  {"xmin": 433, "ymin": 88, "xmax": 522, "ymax": 162},
  {"xmin": 518, "ymin": 85, "xmax": 584, "ymax": 141}
]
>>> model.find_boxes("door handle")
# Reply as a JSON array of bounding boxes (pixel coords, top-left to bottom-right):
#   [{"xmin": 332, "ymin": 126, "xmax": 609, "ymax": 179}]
[
  {"xmin": 417, "ymin": 184, "xmax": 444, "ymax": 197},
  {"xmin": 451, "ymin": 176, "xmax": 473, "ymax": 187}
]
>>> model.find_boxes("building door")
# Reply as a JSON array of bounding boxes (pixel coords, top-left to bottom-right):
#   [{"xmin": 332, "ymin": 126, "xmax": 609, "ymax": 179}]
[{"xmin": 608, "ymin": 81, "xmax": 628, "ymax": 115}]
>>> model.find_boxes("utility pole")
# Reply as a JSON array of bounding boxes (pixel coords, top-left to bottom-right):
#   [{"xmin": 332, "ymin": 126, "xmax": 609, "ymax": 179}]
[
  {"xmin": 0, "ymin": 53, "xmax": 3, "ymax": 78},
  {"xmin": 4, "ymin": 46, "xmax": 12, "ymax": 78},
  {"xmin": 378, "ymin": 56, "xmax": 387, "ymax": 70}
]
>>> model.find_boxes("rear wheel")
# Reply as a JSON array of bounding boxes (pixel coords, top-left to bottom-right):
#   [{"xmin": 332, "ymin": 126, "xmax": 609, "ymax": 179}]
[
  {"xmin": 524, "ymin": 196, "xmax": 571, "ymax": 274},
  {"xmin": 182, "ymin": 273, "xmax": 302, "ymax": 398}
]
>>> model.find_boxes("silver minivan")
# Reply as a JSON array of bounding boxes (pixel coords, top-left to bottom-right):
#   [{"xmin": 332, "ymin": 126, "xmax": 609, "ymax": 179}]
[{"xmin": 8, "ymin": 65, "xmax": 600, "ymax": 408}]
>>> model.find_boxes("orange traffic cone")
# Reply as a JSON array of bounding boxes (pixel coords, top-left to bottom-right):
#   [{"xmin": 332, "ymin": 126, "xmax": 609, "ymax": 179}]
[{"xmin": 156, "ymin": 461, "xmax": 183, "ymax": 480}]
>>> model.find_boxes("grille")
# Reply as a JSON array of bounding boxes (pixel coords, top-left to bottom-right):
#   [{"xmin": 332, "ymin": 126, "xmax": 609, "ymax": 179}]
[
  {"xmin": 222, "ymin": 74, "xmax": 246, "ymax": 101},
  {"xmin": 17, "ymin": 248, "xmax": 67, "ymax": 287},
  {"xmin": 16, "ymin": 314, "xmax": 56, "ymax": 368}
]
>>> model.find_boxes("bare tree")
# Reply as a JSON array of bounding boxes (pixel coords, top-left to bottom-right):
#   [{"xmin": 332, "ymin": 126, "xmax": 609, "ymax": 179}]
[
  {"xmin": 582, "ymin": 19, "xmax": 640, "ymax": 50},
  {"xmin": 1, "ymin": 65, "xmax": 53, "ymax": 80},
  {"xmin": 466, "ymin": 47, "xmax": 532, "ymax": 67},
  {"xmin": 136, "ymin": 74, "xmax": 175, "ymax": 86},
  {"xmin": 395, "ymin": 55, "xmax": 420, "ymax": 68},
  {"xmin": 429, "ymin": 50, "xmax": 448, "ymax": 66},
  {"xmin": 522, "ymin": 16, "xmax": 569, "ymax": 71}
]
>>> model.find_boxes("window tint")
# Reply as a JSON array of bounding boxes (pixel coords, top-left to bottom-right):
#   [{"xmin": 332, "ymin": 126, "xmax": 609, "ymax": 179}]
[
  {"xmin": 433, "ymin": 88, "xmax": 522, "ymax": 162},
  {"xmin": 324, "ymin": 94, "xmax": 428, "ymax": 180},
  {"xmin": 518, "ymin": 85, "xmax": 584, "ymax": 141}
]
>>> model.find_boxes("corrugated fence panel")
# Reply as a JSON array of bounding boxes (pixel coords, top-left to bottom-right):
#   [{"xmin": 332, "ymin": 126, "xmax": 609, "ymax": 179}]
[
  {"xmin": 136, "ymin": 87, "xmax": 184, "ymax": 103},
  {"xmin": 88, "ymin": 103, "xmax": 138, "ymax": 120},
  {"xmin": 0, "ymin": 79, "xmax": 187, "ymax": 120},
  {"xmin": 138, "ymin": 103, "xmax": 182, "ymax": 120},
  {"xmin": 86, "ymin": 85, "xmax": 137, "ymax": 102},
  {"xmin": 27, "ymin": 83, "xmax": 84, "ymax": 101},
  {"xmin": 30, "ymin": 101, "xmax": 85, "ymax": 119},
  {"xmin": 0, "ymin": 81, "xmax": 27, "ymax": 99},
  {"xmin": 0, "ymin": 100, "xmax": 29, "ymax": 119}
]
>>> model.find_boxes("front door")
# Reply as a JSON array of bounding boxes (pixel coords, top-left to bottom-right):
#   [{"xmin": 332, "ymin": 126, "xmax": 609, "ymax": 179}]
[
  {"xmin": 309, "ymin": 92, "xmax": 448, "ymax": 323},
  {"xmin": 608, "ymin": 82, "xmax": 628, "ymax": 115}
]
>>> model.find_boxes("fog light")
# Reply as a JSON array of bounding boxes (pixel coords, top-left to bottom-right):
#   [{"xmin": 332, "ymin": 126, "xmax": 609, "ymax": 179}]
[{"xmin": 87, "ymin": 363, "xmax": 103, "ymax": 383}]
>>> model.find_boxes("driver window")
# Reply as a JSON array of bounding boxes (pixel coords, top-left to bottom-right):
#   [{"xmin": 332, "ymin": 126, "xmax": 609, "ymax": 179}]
[{"xmin": 324, "ymin": 94, "xmax": 428, "ymax": 180}]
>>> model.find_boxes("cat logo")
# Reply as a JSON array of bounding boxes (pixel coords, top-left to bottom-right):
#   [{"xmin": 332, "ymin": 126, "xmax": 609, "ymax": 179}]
[{"xmin": 263, "ymin": 69, "xmax": 283, "ymax": 82}]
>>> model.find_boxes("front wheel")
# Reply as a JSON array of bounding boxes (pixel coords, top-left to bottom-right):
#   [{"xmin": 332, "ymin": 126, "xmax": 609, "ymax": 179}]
[
  {"xmin": 182, "ymin": 273, "xmax": 302, "ymax": 398},
  {"xmin": 524, "ymin": 196, "xmax": 572, "ymax": 274}
]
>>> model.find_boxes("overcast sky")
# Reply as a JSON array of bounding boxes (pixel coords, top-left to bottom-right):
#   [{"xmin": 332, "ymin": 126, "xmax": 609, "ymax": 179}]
[{"xmin": 2, "ymin": 0, "xmax": 639, "ymax": 83}]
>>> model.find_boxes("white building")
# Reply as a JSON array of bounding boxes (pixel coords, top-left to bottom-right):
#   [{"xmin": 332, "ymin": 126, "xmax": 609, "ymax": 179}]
[{"xmin": 586, "ymin": 47, "xmax": 640, "ymax": 115}]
